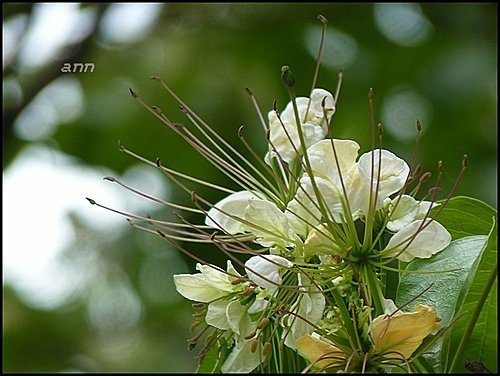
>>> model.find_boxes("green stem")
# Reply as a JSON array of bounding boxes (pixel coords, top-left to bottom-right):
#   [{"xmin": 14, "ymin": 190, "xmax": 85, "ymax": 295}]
[
  {"xmin": 448, "ymin": 261, "xmax": 498, "ymax": 373},
  {"xmin": 364, "ymin": 265, "xmax": 385, "ymax": 317}
]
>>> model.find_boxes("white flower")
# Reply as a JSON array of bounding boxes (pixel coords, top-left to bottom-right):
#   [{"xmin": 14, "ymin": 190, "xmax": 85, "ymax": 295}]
[
  {"xmin": 354, "ymin": 149, "xmax": 410, "ymax": 213},
  {"xmin": 383, "ymin": 218, "xmax": 452, "ymax": 262},
  {"xmin": 205, "ymin": 190, "xmax": 260, "ymax": 234},
  {"xmin": 297, "ymin": 139, "xmax": 362, "ymax": 221},
  {"xmin": 297, "ymin": 142, "xmax": 410, "ymax": 221},
  {"xmin": 283, "ymin": 274, "xmax": 326, "ymax": 350},
  {"xmin": 244, "ymin": 254, "xmax": 293, "ymax": 291},
  {"xmin": 266, "ymin": 88, "xmax": 335, "ymax": 164},
  {"xmin": 385, "ymin": 195, "xmax": 438, "ymax": 232},
  {"xmin": 206, "ymin": 190, "xmax": 297, "ymax": 248},
  {"xmin": 173, "ymin": 260, "xmax": 241, "ymax": 303}
]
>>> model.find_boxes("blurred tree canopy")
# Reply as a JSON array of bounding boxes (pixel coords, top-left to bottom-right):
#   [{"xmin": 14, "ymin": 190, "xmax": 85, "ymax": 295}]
[{"xmin": 3, "ymin": 3, "xmax": 497, "ymax": 373}]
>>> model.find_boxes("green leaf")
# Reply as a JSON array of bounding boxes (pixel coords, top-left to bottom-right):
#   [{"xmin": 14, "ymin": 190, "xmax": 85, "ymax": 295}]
[
  {"xmin": 196, "ymin": 339, "xmax": 231, "ymax": 373},
  {"xmin": 431, "ymin": 196, "xmax": 496, "ymax": 239},
  {"xmin": 396, "ymin": 236, "xmax": 488, "ymax": 371},
  {"xmin": 396, "ymin": 236, "xmax": 487, "ymax": 327},
  {"xmin": 444, "ymin": 218, "xmax": 497, "ymax": 373}
]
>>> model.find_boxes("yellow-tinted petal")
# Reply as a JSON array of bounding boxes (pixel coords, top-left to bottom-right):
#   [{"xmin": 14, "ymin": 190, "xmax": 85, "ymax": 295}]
[
  {"xmin": 296, "ymin": 334, "xmax": 345, "ymax": 370},
  {"xmin": 369, "ymin": 304, "xmax": 441, "ymax": 358}
]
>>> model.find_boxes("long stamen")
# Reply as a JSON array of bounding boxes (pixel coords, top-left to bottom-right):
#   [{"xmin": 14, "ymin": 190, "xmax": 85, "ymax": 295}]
[
  {"xmin": 118, "ymin": 141, "xmax": 235, "ymax": 194},
  {"xmin": 303, "ymin": 14, "xmax": 328, "ymax": 122},
  {"xmin": 180, "ymin": 107, "xmax": 283, "ymax": 201},
  {"xmin": 245, "ymin": 87, "xmax": 269, "ymax": 134},
  {"xmin": 103, "ymin": 175, "xmax": 203, "ymax": 214}
]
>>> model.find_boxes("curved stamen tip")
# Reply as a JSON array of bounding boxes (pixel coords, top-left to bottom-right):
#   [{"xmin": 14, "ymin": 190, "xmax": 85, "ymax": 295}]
[
  {"xmin": 281, "ymin": 65, "xmax": 295, "ymax": 88},
  {"xmin": 420, "ymin": 171, "xmax": 431, "ymax": 183},
  {"xmin": 118, "ymin": 140, "xmax": 125, "ymax": 151},
  {"xmin": 416, "ymin": 119, "xmax": 422, "ymax": 132},
  {"xmin": 103, "ymin": 176, "xmax": 116, "ymax": 182},
  {"xmin": 438, "ymin": 160, "xmax": 444, "ymax": 173},
  {"xmin": 462, "ymin": 154, "xmax": 468, "ymax": 168},
  {"xmin": 129, "ymin": 88, "xmax": 138, "ymax": 98},
  {"xmin": 149, "ymin": 75, "xmax": 160, "ymax": 81},
  {"xmin": 238, "ymin": 125, "xmax": 245, "ymax": 137},
  {"xmin": 318, "ymin": 14, "xmax": 328, "ymax": 24},
  {"xmin": 245, "ymin": 87, "xmax": 253, "ymax": 96},
  {"xmin": 190, "ymin": 191, "xmax": 198, "ymax": 203},
  {"xmin": 151, "ymin": 105, "xmax": 162, "ymax": 114},
  {"xmin": 377, "ymin": 123, "xmax": 384, "ymax": 136},
  {"xmin": 412, "ymin": 164, "xmax": 422, "ymax": 177},
  {"xmin": 86, "ymin": 197, "xmax": 96, "ymax": 205},
  {"xmin": 155, "ymin": 158, "xmax": 162, "ymax": 168},
  {"xmin": 179, "ymin": 105, "xmax": 188, "ymax": 114},
  {"xmin": 368, "ymin": 87, "xmax": 374, "ymax": 99},
  {"xmin": 156, "ymin": 229, "xmax": 167, "ymax": 238},
  {"xmin": 272, "ymin": 99, "xmax": 277, "ymax": 112}
]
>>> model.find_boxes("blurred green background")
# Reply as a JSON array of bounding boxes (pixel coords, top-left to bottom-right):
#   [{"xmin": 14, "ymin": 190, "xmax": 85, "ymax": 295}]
[{"xmin": 3, "ymin": 3, "xmax": 497, "ymax": 372}]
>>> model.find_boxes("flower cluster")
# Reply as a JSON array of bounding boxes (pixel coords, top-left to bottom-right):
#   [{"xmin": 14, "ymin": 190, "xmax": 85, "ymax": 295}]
[
  {"xmin": 89, "ymin": 16, "xmax": 473, "ymax": 374},
  {"xmin": 168, "ymin": 76, "xmax": 454, "ymax": 371}
]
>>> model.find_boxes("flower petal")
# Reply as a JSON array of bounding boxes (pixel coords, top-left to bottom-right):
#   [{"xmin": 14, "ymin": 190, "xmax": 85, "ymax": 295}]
[
  {"xmin": 296, "ymin": 334, "xmax": 345, "ymax": 370},
  {"xmin": 196, "ymin": 263, "xmax": 234, "ymax": 292},
  {"xmin": 386, "ymin": 195, "xmax": 420, "ymax": 232},
  {"xmin": 357, "ymin": 149, "xmax": 410, "ymax": 208},
  {"xmin": 173, "ymin": 274, "xmax": 228, "ymax": 303},
  {"xmin": 205, "ymin": 190, "xmax": 259, "ymax": 234},
  {"xmin": 244, "ymin": 198, "xmax": 292, "ymax": 247},
  {"xmin": 384, "ymin": 219, "xmax": 452, "ymax": 262},
  {"xmin": 206, "ymin": 300, "xmax": 231, "ymax": 330},
  {"xmin": 369, "ymin": 304, "xmax": 441, "ymax": 358},
  {"xmin": 244, "ymin": 255, "xmax": 293, "ymax": 290}
]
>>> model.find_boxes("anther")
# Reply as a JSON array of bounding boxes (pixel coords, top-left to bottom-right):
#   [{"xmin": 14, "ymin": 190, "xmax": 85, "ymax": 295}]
[
  {"xmin": 257, "ymin": 318, "xmax": 270, "ymax": 330},
  {"xmin": 156, "ymin": 230, "xmax": 166, "ymax": 238},
  {"xmin": 245, "ymin": 87, "xmax": 253, "ymax": 96},
  {"xmin": 250, "ymin": 339, "xmax": 259, "ymax": 353},
  {"xmin": 272, "ymin": 99, "xmax": 277, "ymax": 112},
  {"xmin": 412, "ymin": 164, "xmax": 422, "ymax": 177},
  {"xmin": 262, "ymin": 342, "xmax": 271, "ymax": 356},
  {"xmin": 129, "ymin": 88, "xmax": 137, "ymax": 98},
  {"xmin": 368, "ymin": 87, "xmax": 374, "ymax": 101},
  {"xmin": 155, "ymin": 158, "xmax": 162, "ymax": 168},
  {"xmin": 438, "ymin": 160, "xmax": 444, "ymax": 173},
  {"xmin": 318, "ymin": 14, "xmax": 328, "ymax": 24},
  {"xmin": 103, "ymin": 176, "xmax": 116, "ymax": 182},
  {"xmin": 281, "ymin": 65, "xmax": 295, "ymax": 88},
  {"xmin": 244, "ymin": 331, "xmax": 256, "ymax": 340},
  {"xmin": 420, "ymin": 171, "xmax": 432, "ymax": 183},
  {"xmin": 192, "ymin": 303, "xmax": 206, "ymax": 309},
  {"xmin": 118, "ymin": 140, "xmax": 125, "ymax": 151},
  {"xmin": 377, "ymin": 123, "xmax": 384, "ymax": 136},
  {"xmin": 149, "ymin": 76, "xmax": 160, "ymax": 81},
  {"xmin": 86, "ymin": 197, "xmax": 96, "ymax": 205},
  {"xmin": 238, "ymin": 125, "xmax": 245, "ymax": 137},
  {"xmin": 462, "ymin": 154, "xmax": 468, "ymax": 168},
  {"xmin": 231, "ymin": 277, "xmax": 244, "ymax": 285},
  {"xmin": 210, "ymin": 232, "xmax": 217, "ymax": 241},
  {"xmin": 428, "ymin": 186, "xmax": 441, "ymax": 196},
  {"xmin": 189, "ymin": 321, "xmax": 202, "ymax": 332},
  {"xmin": 416, "ymin": 119, "xmax": 422, "ymax": 132},
  {"xmin": 179, "ymin": 105, "xmax": 188, "ymax": 114},
  {"xmin": 238, "ymin": 286, "xmax": 254, "ymax": 296}
]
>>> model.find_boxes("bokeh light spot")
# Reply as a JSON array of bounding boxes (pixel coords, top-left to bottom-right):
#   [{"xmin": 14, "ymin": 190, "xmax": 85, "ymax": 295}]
[
  {"xmin": 381, "ymin": 87, "xmax": 432, "ymax": 142},
  {"xmin": 374, "ymin": 3, "xmax": 433, "ymax": 47}
]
